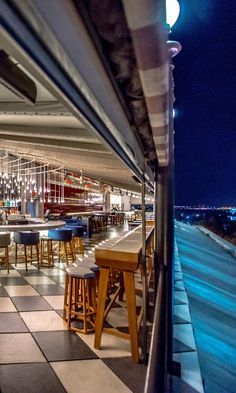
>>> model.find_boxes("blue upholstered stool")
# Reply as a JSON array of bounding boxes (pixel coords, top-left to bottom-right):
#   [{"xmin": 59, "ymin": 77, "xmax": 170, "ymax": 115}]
[
  {"xmin": 63, "ymin": 266, "xmax": 96, "ymax": 333},
  {"xmin": 48, "ymin": 228, "xmax": 74, "ymax": 265},
  {"xmin": 14, "ymin": 231, "xmax": 40, "ymax": 271},
  {"xmin": 66, "ymin": 225, "xmax": 84, "ymax": 256},
  {"xmin": 0, "ymin": 232, "xmax": 11, "ymax": 273}
]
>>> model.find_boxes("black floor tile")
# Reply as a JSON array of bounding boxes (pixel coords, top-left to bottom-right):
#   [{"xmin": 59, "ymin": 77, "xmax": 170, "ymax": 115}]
[
  {"xmin": 16, "ymin": 269, "xmax": 46, "ymax": 276},
  {"xmin": 33, "ymin": 331, "xmax": 98, "ymax": 361},
  {"xmin": 0, "ymin": 277, "xmax": 28, "ymax": 286},
  {"xmin": 0, "ymin": 286, "xmax": 9, "ymax": 296},
  {"xmin": 0, "ymin": 312, "xmax": 28, "ymax": 333},
  {"xmin": 48, "ymin": 275, "xmax": 65, "ymax": 284},
  {"xmin": 11, "ymin": 296, "xmax": 53, "ymax": 311},
  {"xmin": 0, "ymin": 363, "xmax": 66, "ymax": 393},
  {"xmin": 103, "ymin": 357, "xmax": 147, "ymax": 393},
  {"xmin": 34, "ymin": 284, "xmax": 65, "ymax": 295}
]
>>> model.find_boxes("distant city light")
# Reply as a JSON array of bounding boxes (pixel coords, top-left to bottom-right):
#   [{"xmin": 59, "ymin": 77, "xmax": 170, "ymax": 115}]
[{"xmin": 166, "ymin": 0, "xmax": 180, "ymax": 28}]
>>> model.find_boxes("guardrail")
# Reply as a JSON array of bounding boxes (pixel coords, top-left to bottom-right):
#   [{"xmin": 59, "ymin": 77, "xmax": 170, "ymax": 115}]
[{"xmin": 144, "ymin": 265, "xmax": 167, "ymax": 393}]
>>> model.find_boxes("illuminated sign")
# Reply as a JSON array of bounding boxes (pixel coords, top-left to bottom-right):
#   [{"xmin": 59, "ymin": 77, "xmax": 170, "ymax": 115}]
[{"xmin": 0, "ymin": 200, "xmax": 18, "ymax": 207}]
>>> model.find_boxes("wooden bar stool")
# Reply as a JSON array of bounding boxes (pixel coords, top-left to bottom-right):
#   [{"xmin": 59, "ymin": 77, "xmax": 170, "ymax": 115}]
[
  {"xmin": 14, "ymin": 231, "xmax": 40, "ymax": 271},
  {"xmin": 66, "ymin": 225, "xmax": 84, "ymax": 256},
  {"xmin": 0, "ymin": 232, "xmax": 11, "ymax": 273},
  {"xmin": 63, "ymin": 266, "xmax": 96, "ymax": 334},
  {"xmin": 74, "ymin": 256, "xmax": 100, "ymax": 295},
  {"xmin": 40, "ymin": 237, "xmax": 54, "ymax": 267},
  {"xmin": 48, "ymin": 228, "xmax": 74, "ymax": 265}
]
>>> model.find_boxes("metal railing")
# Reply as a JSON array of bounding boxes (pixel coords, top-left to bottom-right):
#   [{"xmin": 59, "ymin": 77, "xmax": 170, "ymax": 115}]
[{"xmin": 144, "ymin": 265, "xmax": 167, "ymax": 393}]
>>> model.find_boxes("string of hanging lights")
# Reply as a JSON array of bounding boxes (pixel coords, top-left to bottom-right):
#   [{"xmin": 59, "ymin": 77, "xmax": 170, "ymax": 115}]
[{"xmin": 0, "ymin": 149, "xmax": 65, "ymax": 205}]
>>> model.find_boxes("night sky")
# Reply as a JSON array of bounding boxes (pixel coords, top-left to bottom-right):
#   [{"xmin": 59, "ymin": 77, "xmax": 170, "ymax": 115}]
[{"xmin": 172, "ymin": 0, "xmax": 236, "ymax": 206}]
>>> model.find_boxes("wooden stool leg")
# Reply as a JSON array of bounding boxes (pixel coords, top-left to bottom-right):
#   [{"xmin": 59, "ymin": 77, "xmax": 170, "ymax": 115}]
[
  {"xmin": 15, "ymin": 243, "xmax": 17, "ymax": 267},
  {"xmin": 36, "ymin": 244, "xmax": 40, "ymax": 269},
  {"xmin": 67, "ymin": 276, "xmax": 73, "ymax": 329},
  {"xmin": 24, "ymin": 245, "xmax": 28, "ymax": 272},
  {"xmin": 82, "ymin": 280, "xmax": 87, "ymax": 333},
  {"xmin": 5, "ymin": 247, "xmax": 9, "ymax": 273},
  {"xmin": 49, "ymin": 240, "xmax": 54, "ymax": 266},
  {"xmin": 79, "ymin": 238, "xmax": 84, "ymax": 256},
  {"xmin": 69, "ymin": 241, "xmax": 74, "ymax": 262},
  {"xmin": 94, "ymin": 267, "xmax": 110, "ymax": 349},
  {"xmin": 63, "ymin": 242, "xmax": 68, "ymax": 265},
  {"xmin": 63, "ymin": 274, "xmax": 69, "ymax": 320},
  {"xmin": 123, "ymin": 271, "xmax": 139, "ymax": 363}
]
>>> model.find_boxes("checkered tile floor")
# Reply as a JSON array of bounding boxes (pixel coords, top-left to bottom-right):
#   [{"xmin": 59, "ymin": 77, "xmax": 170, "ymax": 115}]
[{"xmin": 0, "ymin": 225, "xmax": 148, "ymax": 393}]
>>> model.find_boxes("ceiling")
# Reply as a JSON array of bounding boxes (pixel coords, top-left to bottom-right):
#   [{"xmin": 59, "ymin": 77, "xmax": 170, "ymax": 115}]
[{"xmin": 0, "ymin": 52, "xmax": 142, "ymax": 192}]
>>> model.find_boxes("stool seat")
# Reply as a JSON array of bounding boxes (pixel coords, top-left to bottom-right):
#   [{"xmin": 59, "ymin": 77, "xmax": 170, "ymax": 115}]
[
  {"xmin": 48, "ymin": 229, "xmax": 72, "ymax": 242},
  {"xmin": 14, "ymin": 231, "xmax": 39, "ymax": 245},
  {"xmin": 74, "ymin": 259, "xmax": 100, "ymax": 272},
  {"xmin": 66, "ymin": 225, "xmax": 84, "ymax": 238},
  {"xmin": 65, "ymin": 266, "xmax": 95, "ymax": 279}
]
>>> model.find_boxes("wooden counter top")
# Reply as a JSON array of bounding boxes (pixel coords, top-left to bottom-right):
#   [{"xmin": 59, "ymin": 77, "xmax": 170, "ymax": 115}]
[{"xmin": 95, "ymin": 224, "xmax": 154, "ymax": 271}]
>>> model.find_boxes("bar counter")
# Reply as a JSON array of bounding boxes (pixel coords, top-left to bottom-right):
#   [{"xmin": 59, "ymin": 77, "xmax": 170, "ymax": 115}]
[
  {"xmin": 94, "ymin": 224, "xmax": 154, "ymax": 362},
  {"xmin": 0, "ymin": 220, "xmax": 66, "ymax": 232}
]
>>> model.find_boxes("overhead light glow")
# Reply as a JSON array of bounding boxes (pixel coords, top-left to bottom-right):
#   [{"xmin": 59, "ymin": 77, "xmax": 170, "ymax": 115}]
[{"xmin": 166, "ymin": 0, "xmax": 180, "ymax": 28}]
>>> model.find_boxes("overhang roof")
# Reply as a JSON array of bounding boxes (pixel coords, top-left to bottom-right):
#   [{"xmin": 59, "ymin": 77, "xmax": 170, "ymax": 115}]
[{"xmin": 0, "ymin": 0, "xmax": 175, "ymax": 189}]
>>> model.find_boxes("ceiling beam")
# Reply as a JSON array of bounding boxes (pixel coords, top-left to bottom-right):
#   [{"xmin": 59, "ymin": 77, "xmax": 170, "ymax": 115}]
[
  {"xmin": 0, "ymin": 124, "xmax": 101, "ymax": 142},
  {"xmin": 0, "ymin": 101, "xmax": 69, "ymax": 113},
  {"xmin": 0, "ymin": 133, "xmax": 110, "ymax": 153}
]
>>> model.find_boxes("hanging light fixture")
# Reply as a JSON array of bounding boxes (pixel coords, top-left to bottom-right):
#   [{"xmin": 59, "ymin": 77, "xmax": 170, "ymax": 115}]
[{"xmin": 0, "ymin": 149, "xmax": 65, "ymax": 206}]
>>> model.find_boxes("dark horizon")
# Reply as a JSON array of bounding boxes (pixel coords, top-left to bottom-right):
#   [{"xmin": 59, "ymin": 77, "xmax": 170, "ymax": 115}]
[{"xmin": 172, "ymin": 0, "xmax": 236, "ymax": 206}]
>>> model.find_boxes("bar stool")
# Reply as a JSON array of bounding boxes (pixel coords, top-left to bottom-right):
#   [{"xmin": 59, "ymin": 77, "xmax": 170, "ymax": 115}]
[
  {"xmin": 0, "ymin": 232, "xmax": 11, "ymax": 273},
  {"xmin": 48, "ymin": 228, "xmax": 74, "ymax": 265},
  {"xmin": 63, "ymin": 266, "xmax": 96, "ymax": 334},
  {"xmin": 14, "ymin": 231, "xmax": 40, "ymax": 271},
  {"xmin": 40, "ymin": 237, "xmax": 54, "ymax": 267},
  {"xmin": 66, "ymin": 225, "xmax": 84, "ymax": 256},
  {"xmin": 74, "ymin": 256, "xmax": 100, "ymax": 294}
]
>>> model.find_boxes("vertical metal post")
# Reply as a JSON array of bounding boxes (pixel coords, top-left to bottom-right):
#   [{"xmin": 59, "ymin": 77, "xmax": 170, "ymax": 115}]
[
  {"xmin": 166, "ymin": 63, "xmax": 175, "ymax": 373},
  {"xmin": 153, "ymin": 160, "xmax": 159, "ymax": 296},
  {"xmin": 141, "ymin": 172, "xmax": 147, "ymax": 364}
]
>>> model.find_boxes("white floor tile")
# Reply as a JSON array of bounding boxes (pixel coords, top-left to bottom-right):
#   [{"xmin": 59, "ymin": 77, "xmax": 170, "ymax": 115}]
[
  {"xmin": 43, "ymin": 295, "xmax": 64, "ymax": 309},
  {"xmin": 0, "ymin": 270, "xmax": 21, "ymax": 277},
  {"xmin": 20, "ymin": 310, "xmax": 67, "ymax": 332},
  {"xmin": 0, "ymin": 297, "xmax": 17, "ymax": 312},
  {"xmin": 51, "ymin": 359, "xmax": 132, "ymax": 393},
  {"xmin": 0, "ymin": 333, "xmax": 46, "ymax": 364},
  {"xmin": 4, "ymin": 285, "xmax": 39, "ymax": 297},
  {"xmin": 77, "ymin": 332, "xmax": 132, "ymax": 358}
]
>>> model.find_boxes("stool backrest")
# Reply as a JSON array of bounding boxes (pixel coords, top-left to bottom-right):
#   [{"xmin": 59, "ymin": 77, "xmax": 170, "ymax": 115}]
[{"xmin": 0, "ymin": 232, "xmax": 11, "ymax": 246}]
